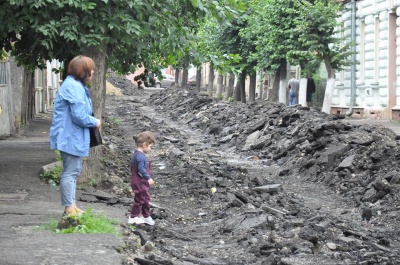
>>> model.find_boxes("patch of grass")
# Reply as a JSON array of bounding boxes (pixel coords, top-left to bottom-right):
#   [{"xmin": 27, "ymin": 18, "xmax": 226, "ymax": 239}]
[
  {"xmin": 88, "ymin": 177, "xmax": 96, "ymax": 186},
  {"xmin": 107, "ymin": 116, "xmax": 122, "ymax": 126},
  {"xmin": 40, "ymin": 150, "xmax": 62, "ymax": 185},
  {"xmin": 43, "ymin": 208, "xmax": 120, "ymax": 235},
  {"xmin": 212, "ymin": 94, "xmax": 224, "ymax": 100}
]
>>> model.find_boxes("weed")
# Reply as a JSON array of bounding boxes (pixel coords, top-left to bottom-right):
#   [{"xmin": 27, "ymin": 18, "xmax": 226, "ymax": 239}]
[
  {"xmin": 228, "ymin": 97, "xmax": 234, "ymax": 103},
  {"xmin": 40, "ymin": 150, "xmax": 62, "ymax": 185},
  {"xmin": 89, "ymin": 177, "xmax": 96, "ymax": 186},
  {"xmin": 107, "ymin": 116, "xmax": 122, "ymax": 126},
  {"xmin": 44, "ymin": 208, "xmax": 119, "ymax": 235},
  {"xmin": 213, "ymin": 94, "xmax": 224, "ymax": 100}
]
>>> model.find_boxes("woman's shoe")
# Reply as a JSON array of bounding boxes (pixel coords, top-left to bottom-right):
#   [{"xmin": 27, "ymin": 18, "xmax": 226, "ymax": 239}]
[
  {"xmin": 64, "ymin": 206, "xmax": 76, "ymax": 215},
  {"xmin": 74, "ymin": 206, "xmax": 84, "ymax": 214},
  {"xmin": 62, "ymin": 210, "xmax": 76, "ymax": 217}
]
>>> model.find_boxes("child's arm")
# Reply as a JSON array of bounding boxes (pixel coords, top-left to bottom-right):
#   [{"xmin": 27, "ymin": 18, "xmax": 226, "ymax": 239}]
[{"xmin": 136, "ymin": 156, "xmax": 151, "ymax": 180}]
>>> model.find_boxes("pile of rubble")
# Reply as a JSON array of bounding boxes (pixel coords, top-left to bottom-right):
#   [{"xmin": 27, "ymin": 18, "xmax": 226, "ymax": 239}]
[
  {"xmin": 149, "ymin": 88, "xmax": 400, "ymax": 209},
  {"xmin": 93, "ymin": 84, "xmax": 400, "ymax": 265}
]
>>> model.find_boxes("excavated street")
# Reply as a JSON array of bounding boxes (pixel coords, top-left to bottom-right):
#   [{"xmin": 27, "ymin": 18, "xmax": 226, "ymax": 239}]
[
  {"xmin": 102, "ymin": 75, "xmax": 400, "ymax": 265},
  {"xmin": 1, "ymin": 74, "xmax": 399, "ymax": 265}
]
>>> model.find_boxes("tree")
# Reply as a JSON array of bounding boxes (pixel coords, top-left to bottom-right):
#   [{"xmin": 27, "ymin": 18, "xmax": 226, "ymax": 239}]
[
  {"xmin": 0, "ymin": 0, "xmax": 240, "ymax": 182},
  {"xmin": 203, "ymin": 8, "xmax": 258, "ymax": 103},
  {"xmin": 292, "ymin": 0, "xmax": 353, "ymax": 113},
  {"xmin": 244, "ymin": 0, "xmax": 299, "ymax": 103},
  {"xmin": 196, "ymin": 16, "xmax": 242, "ymax": 98},
  {"xmin": 244, "ymin": 0, "xmax": 352, "ymax": 105}
]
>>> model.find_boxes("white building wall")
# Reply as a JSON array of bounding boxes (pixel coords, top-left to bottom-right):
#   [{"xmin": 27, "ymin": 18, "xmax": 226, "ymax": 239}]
[
  {"xmin": 46, "ymin": 60, "xmax": 61, "ymax": 106},
  {"xmin": 332, "ymin": 0, "xmax": 400, "ymax": 118}
]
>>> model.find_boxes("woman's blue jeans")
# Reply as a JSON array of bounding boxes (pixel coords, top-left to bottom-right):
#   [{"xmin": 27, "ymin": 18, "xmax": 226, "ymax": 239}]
[{"xmin": 60, "ymin": 151, "xmax": 83, "ymax": 207}]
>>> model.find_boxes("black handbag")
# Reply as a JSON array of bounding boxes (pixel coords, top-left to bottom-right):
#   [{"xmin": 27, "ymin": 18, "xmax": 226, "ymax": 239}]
[
  {"xmin": 89, "ymin": 126, "xmax": 103, "ymax": 147},
  {"xmin": 89, "ymin": 113, "xmax": 103, "ymax": 147}
]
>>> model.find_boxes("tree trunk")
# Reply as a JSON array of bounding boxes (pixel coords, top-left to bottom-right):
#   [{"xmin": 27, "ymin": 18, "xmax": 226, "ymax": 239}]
[
  {"xmin": 278, "ymin": 61, "xmax": 288, "ymax": 105},
  {"xmin": 240, "ymin": 71, "xmax": 246, "ymax": 103},
  {"xmin": 195, "ymin": 65, "xmax": 202, "ymax": 92},
  {"xmin": 175, "ymin": 68, "xmax": 180, "ymax": 87},
  {"xmin": 80, "ymin": 44, "xmax": 107, "ymax": 184},
  {"xmin": 270, "ymin": 66, "xmax": 281, "ymax": 102},
  {"xmin": 182, "ymin": 66, "xmax": 188, "ymax": 89},
  {"xmin": 268, "ymin": 60, "xmax": 287, "ymax": 102},
  {"xmin": 182, "ymin": 57, "xmax": 189, "ymax": 89},
  {"xmin": 322, "ymin": 55, "xmax": 336, "ymax": 114},
  {"xmin": 21, "ymin": 69, "xmax": 34, "ymax": 126},
  {"xmin": 248, "ymin": 72, "xmax": 256, "ymax": 102},
  {"xmin": 233, "ymin": 75, "xmax": 241, "ymax": 101},
  {"xmin": 224, "ymin": 73, "xmax": 235, "ymax": 100},
  {"xmin": 207, "ymin": 65, "xmax": 214, "ymax": 97},
  {"xmin": 258, "ymin": 71, "xmax": 263, "ymax": 100},
  {"xmin": 298, "ymin": 78, "xmax": 308, "ymax": 106},
  {"xmin": 216, "ymin": 73, "xmax": 223, "ymax": 99},
  {"xmin": 61, "ymin": 55, "xmax": 74, "ymax": 80}
]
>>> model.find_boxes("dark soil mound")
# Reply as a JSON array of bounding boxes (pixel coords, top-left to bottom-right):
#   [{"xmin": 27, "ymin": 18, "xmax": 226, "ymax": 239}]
[{"xmin": 97, "ymin": 82, "xmax": 400, "ymax": 265}]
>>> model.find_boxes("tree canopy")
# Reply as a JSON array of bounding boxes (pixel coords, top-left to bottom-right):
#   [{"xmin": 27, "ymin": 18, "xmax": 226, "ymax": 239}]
[
  {"xmin": 0, "ymin": 0, "xmax": 240, "ymax": 73},
  {"xmin": 195, "ymin": 0, "xmax": 351, "ymax": 78},
  {"xmin": 1, "ymin": 0, "xmax": 352, "ymax": 101}
]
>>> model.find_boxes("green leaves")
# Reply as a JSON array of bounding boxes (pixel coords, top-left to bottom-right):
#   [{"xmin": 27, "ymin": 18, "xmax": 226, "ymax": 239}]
[
  {"xmin": 240, "ymin": 0, "xmax": 349, "ymax": 75},
  {"xmin": 1, "ymin": 0, "xmax": 241, "ymax": 73}
]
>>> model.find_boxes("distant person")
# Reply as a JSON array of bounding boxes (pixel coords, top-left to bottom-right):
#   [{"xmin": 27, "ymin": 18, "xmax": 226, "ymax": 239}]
[
  {"xmin": 49, "ymin": 55, "xmax": 102, "ymax": 216},
  {"xmin": 287, "ymin": 75, "xmax": 300, "ymax": 106},
  {"xmin": 129, "ymin": 131, "xmax": 156, "ymax": 225},
  {"xmin": 306, "ymin": 77, "xmax": 316, "ymax": 107}
]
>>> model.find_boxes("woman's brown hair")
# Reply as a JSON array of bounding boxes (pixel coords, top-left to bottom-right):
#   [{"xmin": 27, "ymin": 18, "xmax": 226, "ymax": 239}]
[
  {"xmin": 133, "ymin": 131, "xmax": 156, "ymax": 147},
  {"xmin": 67, "ymin": 55, "xmax": 95, "ymax": 85}
]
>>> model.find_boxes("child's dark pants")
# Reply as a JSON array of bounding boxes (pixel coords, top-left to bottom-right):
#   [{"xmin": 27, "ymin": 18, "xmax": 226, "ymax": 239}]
[{"xmin": 130, "ymin": 176, "xmax": 150, "ymax": 218}]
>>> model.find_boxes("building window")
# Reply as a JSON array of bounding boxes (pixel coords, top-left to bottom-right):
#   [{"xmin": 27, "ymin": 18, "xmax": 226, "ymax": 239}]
[
  {"xmin": 340, "ymin": 23, "xmax": 344, "ymax": 84},
  {"xmin": 0, "ymin": 62, "xmax": 6, "ymax": 85},
  {"xmin": 374, "ymin": 15, "xmax": 379, "ymax": 82},
  {"xmin": 360, "ymin": 20, "xmax": 365, "ymax": 82}
]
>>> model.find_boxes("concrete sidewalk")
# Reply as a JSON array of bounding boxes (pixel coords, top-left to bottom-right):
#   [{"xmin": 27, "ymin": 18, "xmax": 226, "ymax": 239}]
[
  {"xmin": 342, "ymin": 117, "xmax": 400, "ymax": 136},
  {"xmin": 0, "ymin": 112, "xmax": 126, "ymax": 265}
]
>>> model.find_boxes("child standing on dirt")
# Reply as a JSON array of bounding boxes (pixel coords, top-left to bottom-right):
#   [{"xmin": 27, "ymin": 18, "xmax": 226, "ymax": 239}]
[{"xmin": 128, "ymin": 131, "xmax": 156, "ymax": 225}]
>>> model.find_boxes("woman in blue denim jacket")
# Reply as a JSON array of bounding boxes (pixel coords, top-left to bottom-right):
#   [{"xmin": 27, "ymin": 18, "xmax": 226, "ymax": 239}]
[{"xmin": 49, "ymin": 55, "xmax": 101, "ymax": 216}]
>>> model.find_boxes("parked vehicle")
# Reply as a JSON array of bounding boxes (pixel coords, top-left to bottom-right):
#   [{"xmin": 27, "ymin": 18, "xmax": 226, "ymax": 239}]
[
  {"xmin": 187, "ymin": 75, "xmax": 196, "ymax": 87},
  {"xmin": 155, "ymin": 74, "xmax": 175, "ymax": 88}
]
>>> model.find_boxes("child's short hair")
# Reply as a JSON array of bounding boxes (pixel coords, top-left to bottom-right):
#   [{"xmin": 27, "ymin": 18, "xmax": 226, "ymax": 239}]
[{"xmin": 133, "ymin": 131, "xmax": 156, "ymax": 147}]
